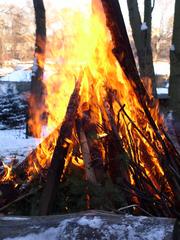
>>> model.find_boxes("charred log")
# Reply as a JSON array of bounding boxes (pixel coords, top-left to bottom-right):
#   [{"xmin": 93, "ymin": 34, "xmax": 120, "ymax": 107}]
[{"xmin": 39, "ymin": 80, "xmax": 80, "ymax": 215}]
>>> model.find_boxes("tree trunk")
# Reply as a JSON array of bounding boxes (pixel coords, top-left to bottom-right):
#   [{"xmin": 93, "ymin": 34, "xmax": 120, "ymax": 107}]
[
  {"xmin": 0, "ymin": 37, "xmax": 3, "ymax": 67},
  {"xmin": 28, "ymin": 0, "xmax": 46, "ymax": 137},
  {"xmin": 169, "ymin": 0, "xmax": 180, "ymax": 122},
  {"xmin": 126, "ymin": 0, "xmax": 144, "ymax": 73},
  {"xmin": 143, "ymin": 0, "xmax": 156, "ymax": 97},
  {"xmin": 126, "ymin": 0, "xmax": 157, "ymax": 97},
  {"xmin": 100, "ymin": 0, "xmax": 151, "ymax": 105}
]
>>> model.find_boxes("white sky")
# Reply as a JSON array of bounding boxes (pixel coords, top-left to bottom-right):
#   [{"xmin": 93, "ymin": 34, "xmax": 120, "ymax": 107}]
[{"xmin": 0, "ymin": 0, "xmax": 175, "ymax": 30}]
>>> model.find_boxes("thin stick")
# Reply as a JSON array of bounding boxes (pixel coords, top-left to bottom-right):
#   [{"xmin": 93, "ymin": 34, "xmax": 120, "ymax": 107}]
[
  {"xmin": 117, "ymin": 204, "xmax": 153, "ymax": 217},
  {"xmin": 0, "ymin": 186, "xmax": 42, "ymax": 212}
]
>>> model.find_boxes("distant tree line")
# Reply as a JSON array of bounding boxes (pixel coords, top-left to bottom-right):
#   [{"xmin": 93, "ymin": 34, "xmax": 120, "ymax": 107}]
[{"xmin": 0, "ymin": 4, "xmax": 34, "ymax": 66}]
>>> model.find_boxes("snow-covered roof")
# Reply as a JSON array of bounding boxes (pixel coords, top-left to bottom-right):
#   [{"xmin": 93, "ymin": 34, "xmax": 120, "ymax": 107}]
[{"xmin": 0, "ymin": 70, "xmax": 31, "ymax": 82}]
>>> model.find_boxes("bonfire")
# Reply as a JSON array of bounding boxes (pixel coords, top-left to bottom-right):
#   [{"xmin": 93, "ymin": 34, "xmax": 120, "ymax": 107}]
[{"xmin": 0, "ymin": 0, "xmax": 179, "ymax": 217}]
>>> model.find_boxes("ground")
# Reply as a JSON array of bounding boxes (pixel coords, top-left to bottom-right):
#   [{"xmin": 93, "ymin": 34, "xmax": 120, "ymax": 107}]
[
  {"xmin": 0, "ymin": 211, "xmax": 175, "ymax": 239},
  {"xmin": 0, "ymin": 68, "xmax": 38, "ymax": 167}
]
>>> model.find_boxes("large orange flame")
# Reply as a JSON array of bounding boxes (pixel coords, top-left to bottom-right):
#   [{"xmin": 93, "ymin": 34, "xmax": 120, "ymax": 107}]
[
  {"xmin": 1, "ymin": 0, "xmax": 173, "ymax": 205},
  {"xmin": 31, "ymin": 2, "xmax": 161, "ymax": 173}
]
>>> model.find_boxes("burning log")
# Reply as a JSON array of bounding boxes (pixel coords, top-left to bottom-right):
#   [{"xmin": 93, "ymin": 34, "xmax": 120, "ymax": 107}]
[
  {"xmin": 100, "ymin": 0, "xmax": 150, "ymax": 104},
  {"xmin": 39, "ymin": 80, "xmax": 81, "ymax": 215},
  {"xmin": 78, "ymin": 106, "xmax": 107, "ymax": 185},
  {"xmin": 76, "ymin": 119, "xmax": 97, "ymax": 184}
]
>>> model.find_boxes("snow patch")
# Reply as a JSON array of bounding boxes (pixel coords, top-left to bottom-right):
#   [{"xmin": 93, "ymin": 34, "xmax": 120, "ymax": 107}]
[
  {"xmin": 170, "ymin": 44, "xmax": 175, "ymax": 51},
  {"xmin": 141, "ymin": 22, "xmax": 148, "ymax": 31},
  {"xmin": 157, "ymin": 87, "xmax": 168, "ymax": 95},
  {"xmin": 144, "ymin": 227, "xmax": 165, "ymax": 240},
  {"xmin": 0, "ymin": 67, "xmax": 14, "ymax": 77},
  {"xmin": 1, "ymin": 215, "xmax": 173, "ymax": 240},
  {"xmin": 0, "ymin": 83, "xmax": 18, "ymax": 95},
  {"xmin": 1, "ymin": 217, "xmax": 29, "ymax": 221},
  {"xmin": 0, "ymin": 70, "xmax": 31, "ymax": 82},
  {"xmin": 3, "ymin": 218, "xmax": 74, "ymax": 240},
  {"xmin": 77, "ymin": 216, "xmax": 103, "ymax": 229},
  {"xmin": 0, "ymin": 129, "xmax": 40, "ymax": 163},
  {"xmin": 3, "ymin": 227, "xmax": 59, "ymax": 240},
  {"xmin": 154, "ymin": 61, "xmax": 170, "ymax": 75}
]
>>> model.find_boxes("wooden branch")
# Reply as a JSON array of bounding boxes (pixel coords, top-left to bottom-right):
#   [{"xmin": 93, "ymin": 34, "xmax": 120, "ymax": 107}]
[
  {"xmin": 102, "ymin": 99, "xmax": 130, "ymax": 194},
  {"xmin": 151, "ymin": 0, "xmax": 155, "ymax": 12},
  {"xmin": 103, "ymin": 101, "xmax": 123, "ymax": 150},
  {"xmin": 39, "ymin": 80, "xmax": 81, "ymax": 215},
  {"xmin": 117, "ymin": 204, "xmax": 153, "ymax": 216},
  {"xmin": 0, "ymin": 186, "xmax": 42, "ymax": 212},
  {"xmin": 76, "ymin": 119, "xmax": 97, "ymax": 184},
  {"xmin": 100, "ymin": 0, "xmax": 180, "ymax": 211},
  {"xmin": 81, "ymin": 110, "xmax": 107, "ymax": 184}
]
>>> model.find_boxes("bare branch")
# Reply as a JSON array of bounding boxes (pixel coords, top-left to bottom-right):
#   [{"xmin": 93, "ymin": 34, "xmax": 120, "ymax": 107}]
[{"xmin": 151, "ymin": 0, "xmax": 155, "ymax": 12}]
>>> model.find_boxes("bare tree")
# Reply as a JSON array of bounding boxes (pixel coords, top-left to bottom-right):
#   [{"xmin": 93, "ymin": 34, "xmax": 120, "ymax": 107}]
[
  {"xmin": 28, "ymin": 0, "xmax": 46, "ymax": 137},
  {"xmin": 0, "ymin": 18, "xmax": 4, "ymax": 67},
  {"xmin": 169, "ymin": 0, "xmax": 180, "ymax": 121},
  {"xmin": 126, "ymin": 0, "xmax": 157, "ymax": 97},
  {"xmin": 0, "ymin": 4, "xmax": 34, "ymax": 64}
]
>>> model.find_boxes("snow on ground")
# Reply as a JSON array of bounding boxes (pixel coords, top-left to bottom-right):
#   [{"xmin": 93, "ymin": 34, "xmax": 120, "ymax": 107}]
[
  {"xmin": 77, "ymin": 216, "xmax": 103, "ymax": 229},
  {"xmin": 15, "ymin": 63, "xmax": 32, "ymax": 71},
  {"xmin": 3, "ymin": 227, "xmax": 60, "ymax": 240},
  {"xmin": 0, "ymin": 70, "xmax": 31, "ymax": 82},
  {"xmin": 1, "ymin": 217, "xmax": 29, "ymax": 221},
  {"xmin": 154, "ymin": 61, "xmax": 170, "ymax": 76},
  {"xmin": 157, "ymin": 87, "xmax": 168, "ymax": 95},
  {"xmin": 0, "ymin": 82, "xmax": 18, "ymax": 95},
  {"xmin": 0, "ymin": 67, "xmax": 14, "ymax": 77},
  {"xmin": 0, "ymin": 129, "xmax": 40, "ymax": 164},
  {"xmin": 2, "ymin": 215, "xmax": 173, "ymax": 240}
]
